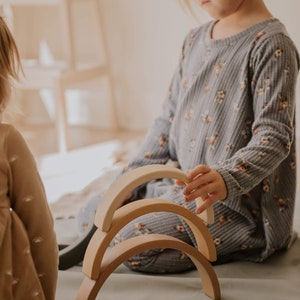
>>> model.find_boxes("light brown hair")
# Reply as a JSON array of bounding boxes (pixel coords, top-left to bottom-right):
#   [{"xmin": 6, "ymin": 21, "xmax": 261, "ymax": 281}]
[{"xmin": 0, "ymin": 16, "xmax": 22, "ymax": 113}]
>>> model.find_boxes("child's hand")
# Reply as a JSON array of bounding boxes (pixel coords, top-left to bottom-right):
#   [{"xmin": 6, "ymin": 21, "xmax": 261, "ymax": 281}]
[{"xmin": 176, "ymin": 165, "xmax": 227, "ymax": 214}]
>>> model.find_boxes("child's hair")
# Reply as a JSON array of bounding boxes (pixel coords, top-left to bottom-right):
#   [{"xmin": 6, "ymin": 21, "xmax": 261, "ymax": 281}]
[{"xmin": 0, "ymin": 16, "xmax": 22, "ymax": 113}]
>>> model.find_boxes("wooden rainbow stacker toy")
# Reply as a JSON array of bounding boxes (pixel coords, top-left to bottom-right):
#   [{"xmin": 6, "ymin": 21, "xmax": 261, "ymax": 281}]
[{"xmin": 77, "ymin": 164, "xmax": 221, "ymax": 300}]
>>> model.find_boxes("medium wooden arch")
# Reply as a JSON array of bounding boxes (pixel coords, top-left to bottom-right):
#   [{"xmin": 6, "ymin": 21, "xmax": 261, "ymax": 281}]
[
  {"xmin": 95, "ymin": 164, "xmax": 215, "ymax": 232},
  {"xmin": 78, "ymin": 165, "xmax": 221, "ymax": 300},
  {"xmin": 78, "ymin": 234, "xmax": 221, "ymax": 300},
  {"xmin": 82, "ymin": 198, "xmax": 216, "ymax": 279}
]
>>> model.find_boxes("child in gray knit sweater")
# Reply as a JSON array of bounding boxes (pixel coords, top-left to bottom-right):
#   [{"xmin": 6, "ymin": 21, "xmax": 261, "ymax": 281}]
[{"xmin": 80, "ymin": 0, "xmax": 300, "ymax": 273}]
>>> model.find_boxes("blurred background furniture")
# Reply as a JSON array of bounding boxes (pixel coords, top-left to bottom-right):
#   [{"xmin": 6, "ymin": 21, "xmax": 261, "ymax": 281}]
[{"xmin": 0, "ymin": 0, "xmax": 119, "ymax": 152}]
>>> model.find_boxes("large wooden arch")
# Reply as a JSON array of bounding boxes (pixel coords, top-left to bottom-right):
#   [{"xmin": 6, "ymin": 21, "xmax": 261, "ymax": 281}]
[
  {"xmin": 78, "ymin": 164, "xmax": 221, "ymax": 300},
  {"xmin": 82, "ymin": 198, "xmax": 216, "ymax": 279},
  {"xmin": 78, "ymin": 234, "xmax": 221, "ymax": 300}
]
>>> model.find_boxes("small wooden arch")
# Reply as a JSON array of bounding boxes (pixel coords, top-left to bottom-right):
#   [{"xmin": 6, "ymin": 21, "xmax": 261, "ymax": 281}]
[
  {"xmin": 78, "ymin": 164, "xmax": 221, "ymax": 300},
  {"xmin": 95, "ymin": 164, "xmax": 215, "ymax": 232},
  {"xmin": 78, "ymin": 234, "xmax": 221, "ymax": 300},
  {"xmin": 82, "ymin": 198, "xmax": 216, "ymax": 279}
]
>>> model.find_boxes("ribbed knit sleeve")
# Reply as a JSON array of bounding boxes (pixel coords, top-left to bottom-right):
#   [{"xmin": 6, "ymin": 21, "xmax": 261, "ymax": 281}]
[{"xmin": 215, "ymin": 33, "xmax": 299, "ymax": 200}]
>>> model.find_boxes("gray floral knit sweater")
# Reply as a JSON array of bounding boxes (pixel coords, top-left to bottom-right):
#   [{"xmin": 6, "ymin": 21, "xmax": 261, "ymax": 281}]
[{"xmin": 124, "ymin": 18, "xmax": 300, "ymax": 262}]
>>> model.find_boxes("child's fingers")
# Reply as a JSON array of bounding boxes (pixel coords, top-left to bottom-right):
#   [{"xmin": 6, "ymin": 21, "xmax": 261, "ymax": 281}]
[
  {"xmin": 184, "ymin": 168, "xmax": 227, "ymax": 202},
  {"xmin": 183, "ymin": 172, "xmax": 214, "ymax": 197},
  {"xmin": 175, "ymin": 179, "xmax": 186, "ymax": 186},
  {"xmin": 184, "ymin": 181, "xmax": 213, "ymax": 202},
  {"xmin": 187, "ymin": 164, "xmax": 211, "ymax": 180}
]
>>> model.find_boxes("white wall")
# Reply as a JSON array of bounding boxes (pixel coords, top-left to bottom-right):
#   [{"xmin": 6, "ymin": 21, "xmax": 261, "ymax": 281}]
[
  {"xmin": 10, "ymin": 0, "xmax": 300, "ymax": 133},
  {"xmin": 98, "ymin": 0, "xmax": 200, "ymax": 129}
]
